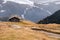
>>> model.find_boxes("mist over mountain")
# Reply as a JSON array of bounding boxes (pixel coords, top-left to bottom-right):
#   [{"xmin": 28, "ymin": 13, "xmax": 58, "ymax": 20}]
[{"xmin": 36, "ymin": 2, "xmax": 60, "ymax": 14}]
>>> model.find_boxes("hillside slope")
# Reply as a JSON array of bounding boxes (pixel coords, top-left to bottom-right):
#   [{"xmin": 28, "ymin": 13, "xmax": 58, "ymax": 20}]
[
  {"xmin": 38, "ymin": 10, "xmax": 60, "ymax": 24},
  {"xmin": 0, "ymin": 21, "xmax": 60, "ymax": 40}
]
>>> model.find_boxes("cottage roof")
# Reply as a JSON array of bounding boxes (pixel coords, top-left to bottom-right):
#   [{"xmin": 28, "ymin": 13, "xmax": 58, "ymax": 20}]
[{"xmin": 9, "ymin": 15, "xmax": 22, "ymax": 20}]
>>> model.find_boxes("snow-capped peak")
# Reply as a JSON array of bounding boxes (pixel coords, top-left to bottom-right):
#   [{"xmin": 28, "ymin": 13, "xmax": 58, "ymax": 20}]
[{"xmin": 4, "ymin": 0, "xmax": 34, "ymax": 6}]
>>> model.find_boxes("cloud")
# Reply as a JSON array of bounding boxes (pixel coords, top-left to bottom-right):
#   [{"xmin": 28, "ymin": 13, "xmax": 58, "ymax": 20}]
[
  {"xmin": 55, "ymin": 1, "xmax": 60, "ymax": 4},
  {"xmin": 3, "ymin": 0, "xmax": 7, "ymax": 4},
  {"xmin": 40, "ymin": 0, "xmax": 59, "ymax": 4},
  {"xmin": 30, "ymin": 0, "xmax": 60, "ymax": 5}
]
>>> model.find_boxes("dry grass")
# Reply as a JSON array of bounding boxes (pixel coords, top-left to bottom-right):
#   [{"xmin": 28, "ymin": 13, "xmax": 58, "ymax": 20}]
[{"xmin": 0, "ymin": 21, "xmax": 60, "ymax": 40}]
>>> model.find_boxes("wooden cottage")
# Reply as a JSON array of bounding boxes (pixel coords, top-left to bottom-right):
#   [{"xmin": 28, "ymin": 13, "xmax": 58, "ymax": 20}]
[{"xmin": 8, "ymin": 15, "xmax": 22, "ymax": 22}]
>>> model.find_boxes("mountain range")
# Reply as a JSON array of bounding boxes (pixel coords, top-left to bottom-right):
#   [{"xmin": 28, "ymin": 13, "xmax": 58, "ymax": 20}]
[{"xmin": 0, "ymin": 0, "xmax": 60, "ymax": 23}]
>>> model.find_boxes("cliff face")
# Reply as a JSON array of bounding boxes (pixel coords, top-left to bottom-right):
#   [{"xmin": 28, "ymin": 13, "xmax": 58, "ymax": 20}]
[{"xmin": 38, "ymin": 10, "xmax": 60, "ymax": 24}]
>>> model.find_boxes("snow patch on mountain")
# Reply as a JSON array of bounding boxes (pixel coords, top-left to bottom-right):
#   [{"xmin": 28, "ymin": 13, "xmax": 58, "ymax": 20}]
[
  {"xmin": 0, "ymin": 10, "xmax": 6, "ymax": 13},
  {"xmin": 4, "ymin": 0, "xmax": 34, "ymax": 6}
]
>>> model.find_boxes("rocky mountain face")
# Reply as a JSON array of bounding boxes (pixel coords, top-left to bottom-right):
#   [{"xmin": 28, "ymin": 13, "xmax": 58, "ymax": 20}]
[
  {"xmin": 38, "ymin": 10, "xmax": 60, "ymax": 24},
  {"xmin": 0, "ymin": 0, "xmax": 60, "ymax": 23},
  {"xmin": 0, "ymin": 1, "xmax": 31, "ymax": 21},
  {"xmin": 0, "ymin": 0, "xmax": 51, "ymax": 22}
]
